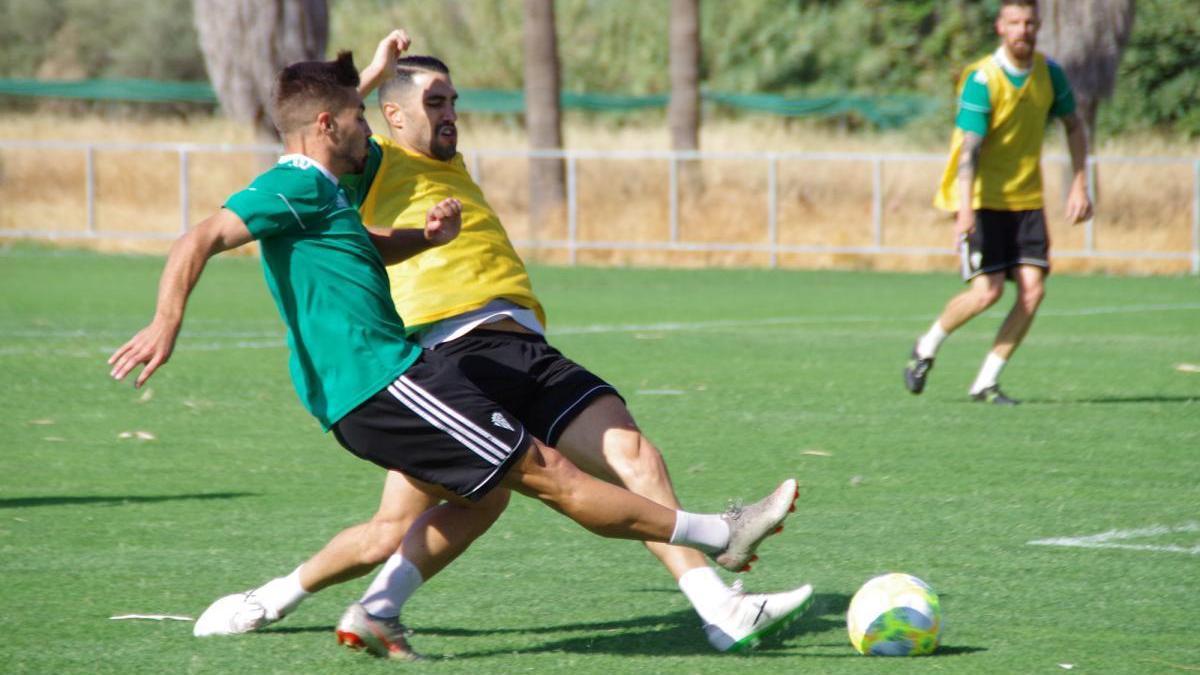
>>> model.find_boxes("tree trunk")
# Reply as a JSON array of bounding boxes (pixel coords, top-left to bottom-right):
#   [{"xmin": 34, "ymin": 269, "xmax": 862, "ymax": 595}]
[
  {"xmin": 1038, "ymin": 0, "xmax": 1135, "ymax": 146},
  {"xmin": 193, "ymin": 0, "xmax": 328, "ymax": 144},
  {"xmin": 668, "ymin": 0, "xmax": 700, "ymax": 152},
  {"xmin": 669, "ymin": 0, "xmax": 703, "ymax": 194},
  {"xmin": 522, "ymin": 0, "xmax": 565, "ymax": 245}
]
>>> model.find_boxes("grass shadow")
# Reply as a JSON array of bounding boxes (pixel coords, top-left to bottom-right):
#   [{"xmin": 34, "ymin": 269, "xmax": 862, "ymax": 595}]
[
  {"xmin": 0, "ymin": 492, "xmax": 258, "ymax": 509},
  {"xmin": 1022, "ymin": 395, "xmax": 1198, "ymax": 405}
]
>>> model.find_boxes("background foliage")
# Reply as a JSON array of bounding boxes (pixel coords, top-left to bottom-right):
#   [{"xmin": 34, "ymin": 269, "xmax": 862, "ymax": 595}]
[{"xmin": 0, "ymin": 0, "xmax": 1195, "ymax": 136}]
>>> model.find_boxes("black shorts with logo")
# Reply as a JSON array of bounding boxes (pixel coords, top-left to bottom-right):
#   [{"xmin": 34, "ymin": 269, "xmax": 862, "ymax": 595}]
[
  {"xmin": 333, "ymin": 349, "xmax": 532, "ymax": 501},
  {"xmin": 960, "ymin": 208, "xmax": 1050, "ymax": 282},
  {"xmin": 432, "ymin": 329, "xmax": 621, "ymax": 446}
]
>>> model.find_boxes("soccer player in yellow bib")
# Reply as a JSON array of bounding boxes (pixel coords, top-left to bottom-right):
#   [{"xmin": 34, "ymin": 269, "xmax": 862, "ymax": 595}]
[
  {"xmin": 194, "ymin": 31, "xmax": 813, "ymax": 656},
  {"xmin": 904, "ymin": 0, "xmax": 1093, "ymax": 405}
]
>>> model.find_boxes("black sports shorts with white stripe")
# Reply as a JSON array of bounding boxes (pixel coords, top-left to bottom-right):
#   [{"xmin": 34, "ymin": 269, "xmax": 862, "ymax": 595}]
[
  {"xmin": 431, "ymin": 329, "xmax": 621, "ymax": 447},
  {"xmin": 332, "ymin": 349, "xmax": 531, "ymax": 501}
]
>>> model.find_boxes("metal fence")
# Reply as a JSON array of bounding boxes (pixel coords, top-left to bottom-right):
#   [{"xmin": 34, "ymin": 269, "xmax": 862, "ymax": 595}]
[{"xmin": 2, "ymin": 139, "xmax": 1197, "ymax": 274}]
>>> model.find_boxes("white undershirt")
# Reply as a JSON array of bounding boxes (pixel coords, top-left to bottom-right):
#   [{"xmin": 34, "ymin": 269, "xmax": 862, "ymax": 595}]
[
  {"xmin": 993, "ymin": 47, "xmax": 1031, "ymax": 78},
  {"xmin": 417, "ymin": 299, "xmax": 545, "ymax": 349}
]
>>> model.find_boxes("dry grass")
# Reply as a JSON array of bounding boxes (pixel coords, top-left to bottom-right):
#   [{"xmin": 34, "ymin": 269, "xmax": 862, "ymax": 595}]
[{"xmin": 1, "ymin": 111, "xmax": 1196, "ymax": 273}]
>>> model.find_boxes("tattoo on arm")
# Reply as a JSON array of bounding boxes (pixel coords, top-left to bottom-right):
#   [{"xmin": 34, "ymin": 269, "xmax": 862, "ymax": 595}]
[{"xmin": 957, "ymin": 132, "xmax": 983, "ymax": 179}]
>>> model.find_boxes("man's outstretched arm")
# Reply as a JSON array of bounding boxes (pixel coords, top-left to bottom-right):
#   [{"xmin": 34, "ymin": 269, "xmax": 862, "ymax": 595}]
[
  {"xmin": 1061, "ymin": 110, "xmax": 1093, "ymax": 224},
  {"xmin": 108, "ymin": 209, "xmax": 254, "ymax": 387},
  {"xmin": 368, "ymin": 198, "xmax": 461, "ymax": 266}
]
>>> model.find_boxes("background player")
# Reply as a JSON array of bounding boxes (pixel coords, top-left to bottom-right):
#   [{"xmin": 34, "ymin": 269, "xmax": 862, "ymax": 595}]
[{"xmin": 904, "ymin": 0, "xmax": 1092, "ymax": 404}]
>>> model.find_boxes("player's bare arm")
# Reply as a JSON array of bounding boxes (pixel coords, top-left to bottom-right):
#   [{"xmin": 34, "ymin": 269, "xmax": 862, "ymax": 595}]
[
  {"xmin": 955, "ymin": 131, "xmax": 984, "ymax": 240},
  {"xmin": 1061, "ymin": 110, "xmax": 1093, "ymax": 224},
  {"xmin": 367, "ymin": 197, "xmax": 462, "ymax": 265},
  {"xmin": 357, "ymin": 29, "xmax": 411, "ymax": 99},
  {"xmin": 108, "ymin": 209, "xmax": 254, "ymax": 388}
]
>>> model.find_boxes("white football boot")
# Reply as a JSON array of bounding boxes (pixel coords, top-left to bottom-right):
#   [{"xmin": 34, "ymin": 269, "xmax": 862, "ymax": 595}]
[
  {"xmin": 712, "ymin": 478, "xmax": 799, "ymax": 573},
  {"xmin": 335, "ymin": 602, "xmax": 421, "ymax": 661},
  {"xmin": 704, "ymin": 582, "xmax": 814, "ymax": 653},
  {"xmin": 193, "ymin": 590, "xmax": 284, "ymax": 637}
]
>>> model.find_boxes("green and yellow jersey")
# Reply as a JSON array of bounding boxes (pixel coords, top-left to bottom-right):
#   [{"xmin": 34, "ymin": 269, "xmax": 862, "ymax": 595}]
[
  {"xmin": 935, "ymin": 49, "xmax": 1076, "ymax": 212},
  {"xmin": 340, "ymin": 135, "xmax": 545, "ymax": 336}
]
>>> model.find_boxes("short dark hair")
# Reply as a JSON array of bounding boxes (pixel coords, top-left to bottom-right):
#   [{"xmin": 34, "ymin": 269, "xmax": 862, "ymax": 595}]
[
  {"xmin": 378, "ymin": 55, "xmax": 451, "ymax": 106},
  {"xmin": 1000, "ymin": 0, "xmax": 1038, "ymax": 11},
  {"xmin": 271, "ymin": 51, "xmax": 361, "ymax": 135}
]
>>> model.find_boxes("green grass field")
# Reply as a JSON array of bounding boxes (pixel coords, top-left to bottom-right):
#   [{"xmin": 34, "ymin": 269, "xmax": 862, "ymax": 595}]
[{"xmin": 1, "ymin": 243, "xmax": 1197, "ymax": 674}]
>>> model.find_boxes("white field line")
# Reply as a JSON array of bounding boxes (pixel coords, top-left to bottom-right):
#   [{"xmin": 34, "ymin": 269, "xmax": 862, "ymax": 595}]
[
  {"xmin": 549, "ymin": 302, "xmax": 1200, "ymax": 336},
  {"xmin": 1027, "ymin": 523, "xmax": 1200, "ymax": 555},
  {"xmin": 0, "ymin": 302, "xmax": 1196, "ymax": 354}
]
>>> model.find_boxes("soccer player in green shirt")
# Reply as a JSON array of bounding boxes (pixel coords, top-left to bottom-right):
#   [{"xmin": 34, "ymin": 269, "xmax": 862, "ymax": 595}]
[
  {"xmin": 108, "ymin": 50, "xmax": 798, "ymax": 659},
  {"xmin": 905, "ymin": 0, "xmax": 1093, "ymax": 404}
]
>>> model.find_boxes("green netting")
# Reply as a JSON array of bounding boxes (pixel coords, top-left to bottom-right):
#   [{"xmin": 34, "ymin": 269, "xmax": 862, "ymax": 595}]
[{"xmin": 0, "ymin": 78, "xmax": 937, "ymax": 127}]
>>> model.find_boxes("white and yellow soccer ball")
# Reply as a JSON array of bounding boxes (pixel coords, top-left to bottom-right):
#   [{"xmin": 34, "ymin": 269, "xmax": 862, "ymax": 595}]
[{"xmin": 846, "ymin": 572, "xmax": 941, "ymax": 656}]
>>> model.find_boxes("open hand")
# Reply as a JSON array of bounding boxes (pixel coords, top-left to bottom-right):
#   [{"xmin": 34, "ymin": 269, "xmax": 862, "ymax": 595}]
[{"xmin": 108, "ymin": 320, "xmax": 180, "ymax": 388}]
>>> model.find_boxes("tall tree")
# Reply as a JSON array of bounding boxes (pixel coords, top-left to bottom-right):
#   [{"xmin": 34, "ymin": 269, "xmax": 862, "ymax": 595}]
[
  {"xmin": 1037, "ymin": 0, "xmax": 1136, "ymax": 145},
  {"xmin": 668, "ymin": 0, "xmax": 700, "ymax": 152},
  {"xmin": 193, "ymin": 0, "xmax": 328, "ymax": 143},
  {"xmin": 522, "ymin": 0, "xmax": 565, "ymax": 239}
]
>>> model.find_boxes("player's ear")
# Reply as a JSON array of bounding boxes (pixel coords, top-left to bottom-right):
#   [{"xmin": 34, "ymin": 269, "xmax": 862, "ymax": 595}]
[
  {"xmin": 315, "ymin": 111, "xmax": 334, "ymax": 135},
  {"xmin": 382, "ymin": 101, "xmax": 404, "ymax": 129}
]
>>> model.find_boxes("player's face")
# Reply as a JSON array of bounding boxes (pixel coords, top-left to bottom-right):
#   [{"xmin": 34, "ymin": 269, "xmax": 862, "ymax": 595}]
[
  {"xmin": 400, "ymin": 72, "xmax": 458, "ymax": 161},
  {"xmin": 330, "ymin": 98, "xmax": 372, "ymax": 174},
  {"xmin": 996, "ymin": 5, "xmax": 1039, "ymax": 62}
]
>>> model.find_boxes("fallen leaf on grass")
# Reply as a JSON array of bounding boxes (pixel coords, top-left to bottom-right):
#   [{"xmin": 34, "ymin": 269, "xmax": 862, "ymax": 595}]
[
  {"xmin": 1175, "ymin": 363, "xmax": 1200, "ymax": 374},
  {"xmin": 43, "ymin": 436, "xmax": 66, "ymax": 442},
  {"xmin": 137, "ymin": 388, "xmax": 155, "ymax": 403},
  {"xmin": 801, "ymin": 450, "xmax": 832, "ymax": 457},
  {"xmin": 117, "ymin": 431, "xmax": 157, "ymax": 441},
  {"xmin": 29, "ymin": 419, "xmax": 54, "ymax": 426}
]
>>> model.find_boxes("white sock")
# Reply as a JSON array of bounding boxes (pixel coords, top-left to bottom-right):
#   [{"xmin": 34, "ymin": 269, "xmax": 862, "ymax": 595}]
[
  {"xmin": 254, "ymin": 566, "xmax": 309, "ymax": 618},
  {"xmin": 359, "ymin": 554, "xmax": 423, "ymax": 619},
  {"xmin": 669, "ymin": 511, "xmax": 730, "ymax": 554},
  {"xmin": 916, "ymin": 320, "xmax": 949, "ymax": 359},
  {"xmin": 971, "ymin": 352, "xmax": 1007, "ymax": 394},
  {"xmin": 677, "ymin": 566, "xmax": 736, "ymax": 625}
]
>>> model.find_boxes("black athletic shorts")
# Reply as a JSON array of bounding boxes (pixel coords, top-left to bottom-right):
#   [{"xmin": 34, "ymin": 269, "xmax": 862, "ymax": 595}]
[
  {"xmin": 332, "ymin": 349, "xmax": 532, "ymax": 501},
  {"xmin": 432, "ymin": 329, "xmax": 621, "ymax": 446},
  {"xmin": 960, "ymin": 208, "xmax": 1050, "ymax": 282}
]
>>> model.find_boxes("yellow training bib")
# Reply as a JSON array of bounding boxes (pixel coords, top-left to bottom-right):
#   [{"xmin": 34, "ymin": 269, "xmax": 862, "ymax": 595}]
[
  {"xmin": 360, "ymin": 135, "xmax": 545, "ymax": 332},
  {"xmin": 935, "ymin": 52, "xmax": 1054, "ymax": 212}
]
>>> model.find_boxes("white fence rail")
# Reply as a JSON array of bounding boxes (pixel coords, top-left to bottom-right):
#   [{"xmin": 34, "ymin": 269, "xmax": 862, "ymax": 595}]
[{"xmin": 2, "ymin": 140, "xmax": 1197, "ymax": 274}]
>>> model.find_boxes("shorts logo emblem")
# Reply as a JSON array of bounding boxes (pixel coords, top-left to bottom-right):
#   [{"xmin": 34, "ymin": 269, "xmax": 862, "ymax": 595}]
[{"xmin": 490, "ymin": 412, "xmax": 514, "ymax": 431}]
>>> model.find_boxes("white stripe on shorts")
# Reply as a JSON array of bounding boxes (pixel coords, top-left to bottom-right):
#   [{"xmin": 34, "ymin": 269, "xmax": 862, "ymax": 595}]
[{"xmin": 388, "ymin": 376, "xmax": 517, "ymax": 464}]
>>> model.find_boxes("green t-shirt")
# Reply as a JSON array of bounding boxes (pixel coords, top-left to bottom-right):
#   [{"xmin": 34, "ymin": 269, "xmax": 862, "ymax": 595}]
[
  {"xmin": 224, "ymin": 154, "xmax": 421, "ymax": 430},
  {"xmin": 956, "ymin": 54, "xmax": 1075, "ymax": 136}
]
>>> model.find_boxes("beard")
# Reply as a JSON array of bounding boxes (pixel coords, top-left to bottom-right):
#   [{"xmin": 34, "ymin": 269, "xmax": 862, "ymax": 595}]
[{"xmin": 431, "ymin": 123, "xmax": 457, "ymax": 161}]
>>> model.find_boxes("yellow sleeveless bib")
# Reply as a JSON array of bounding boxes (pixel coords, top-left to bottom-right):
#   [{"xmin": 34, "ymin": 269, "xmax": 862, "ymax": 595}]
[
  {"xmin": 359, "ymin": 135, "xmax": 545, "ymax": 332},
  {"xmin": 935, "ymin": 52, "xmax": 1053, "ymax": 211}
]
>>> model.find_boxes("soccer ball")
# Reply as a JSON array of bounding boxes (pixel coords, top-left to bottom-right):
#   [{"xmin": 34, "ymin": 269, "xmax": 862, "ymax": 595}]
[{"xmin": 846, "ymin": 573, "xmax": 942, "ymax": 656}]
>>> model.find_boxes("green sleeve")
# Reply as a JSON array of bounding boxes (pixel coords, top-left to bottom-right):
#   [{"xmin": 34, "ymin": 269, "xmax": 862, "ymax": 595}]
[
  {"xmin": 954, "ymin": 69, "xmax": 991, "ymax": 136},
  {"xmin": 339, "ymin": 137, "xmax": 384, "ymax": 208},
  {"xmin": 225, "ymin": 187, "xmax": 303, "ymax": 240},
  {"xmin": 224, "ymin": 168, "xmax": 321, "ymax": 240},
  {"xmin": 1047, "ymin": 59, "xmax": 1076, "ymax": 118}
]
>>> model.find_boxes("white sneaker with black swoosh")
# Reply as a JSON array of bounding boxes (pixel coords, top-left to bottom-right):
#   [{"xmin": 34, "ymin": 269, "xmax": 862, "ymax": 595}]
[{"xmin": 703, "ymin": 583, "xmax": 814, "ymax": 653}]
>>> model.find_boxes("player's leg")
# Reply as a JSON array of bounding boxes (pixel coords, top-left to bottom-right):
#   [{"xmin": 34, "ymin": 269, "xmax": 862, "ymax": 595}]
[
  {"xmin": 336, "ymin": 480, "xmax": 511, "ymax": 660},
  {"xmin": 906, "ymin": 271, "xmax": 1005, "ymax": 393},
  {"xmin": 907, "ymin": 210, "xmax": 1014, "ymax": 394},
  {"xmin": 498, "ymin": 436, "xmax": 796, "ymax": 567},
  {"xmin": 969, "ymin": 210, "xmax": 1049, "ymax": 404},
  {"xmin": 969, "ymin": 264, "xmax": 1045, "ymax": 403},
  {"xmin": 193, "ymin": 469, "xmax": 507, "ymax": 638},
  {"xmin": 555, "ymin": 394, "xmax": 814, "ymax": 651}
]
